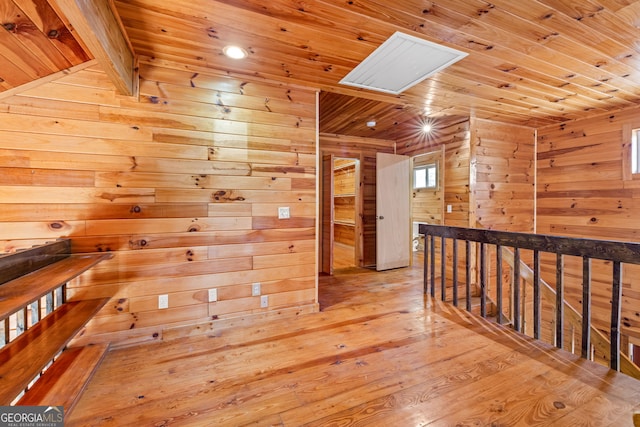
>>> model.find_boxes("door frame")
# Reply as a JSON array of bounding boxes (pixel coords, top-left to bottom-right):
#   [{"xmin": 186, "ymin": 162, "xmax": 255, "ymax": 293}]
[{"xmin": 320, "ymin": 152, "xmax": 363, "ymax": 273}]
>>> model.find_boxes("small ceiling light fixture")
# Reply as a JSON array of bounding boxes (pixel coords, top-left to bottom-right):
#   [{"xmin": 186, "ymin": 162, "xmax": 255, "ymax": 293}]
[
  {"xmin": 223, "ymin": 45, "xmax": 248, "ymax": 59},
  {"xmin": 366, "ymin": 119, "xmax": 377, "ymax": 128},
  {"xmin": 422, "ymin": 123, "xmax": 433, "ymax": 133}
]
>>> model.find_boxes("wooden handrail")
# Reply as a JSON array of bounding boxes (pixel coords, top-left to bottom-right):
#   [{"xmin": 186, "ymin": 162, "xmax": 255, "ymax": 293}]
[
  {"xmin": 0, "ymin": 298, "xmax": 109, "ymax": 404},
  {"xmin": 0, "ymin": 239, "xmax": 113, "ymax": 406},
  {"xmin": 420, "ymin": 224, "xmax": 640, "ymax": 377},
  {"xmin": 0, "ymin": 253, "xmax": 113, "ymax": 320}
]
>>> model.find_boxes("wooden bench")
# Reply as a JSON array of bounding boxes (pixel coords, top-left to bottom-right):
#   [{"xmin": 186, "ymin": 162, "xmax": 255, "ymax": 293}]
[{"xmin": 0, "ymin": 239, "xmax": 112, "ymax": 410}]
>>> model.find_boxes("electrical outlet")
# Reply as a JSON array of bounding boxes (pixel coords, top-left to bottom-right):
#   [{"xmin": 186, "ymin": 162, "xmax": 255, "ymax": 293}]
[
  {"xmin": 447, "ymin": 204, "xmax": 453, "ymax": 213},
  {"xmin": 260, "ymin": 295, "xmax": 268, "ymax": 308},
  {"xmin": 252, "ymin": 282, "xmax": 261, "ymax": 296},
  {"xmin": 208, "ymin": 288, "xmax": 218, "ymax": 302},
  {"xmin": 158, "ymin": 294, "xmax": 169, "ymax": 309},
  {"xmin": 278, "ymin": 206, "xmax": 290, "ymax": 219}
]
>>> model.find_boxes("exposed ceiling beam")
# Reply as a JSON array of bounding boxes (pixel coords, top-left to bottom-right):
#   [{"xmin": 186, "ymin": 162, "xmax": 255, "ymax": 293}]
[{"xmin": 49, "ymin": 0, "xmax": 137, "ymax": 96}]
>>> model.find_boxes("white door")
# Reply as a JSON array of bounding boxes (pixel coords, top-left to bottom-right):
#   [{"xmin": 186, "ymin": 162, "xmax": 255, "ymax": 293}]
[{"xmin": 376, "ymin": 152, "xmax": 411, "ymax": 270}]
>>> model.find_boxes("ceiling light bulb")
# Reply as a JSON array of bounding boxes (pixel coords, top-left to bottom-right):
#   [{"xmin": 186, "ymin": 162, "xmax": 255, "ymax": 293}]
[
  {"xmin": 366, "ymin": 120, "xmax": 376, "ymax": 127},
  {"xmin": 223, "ymin": 45, "xmax": 248, "ymax": 59},
  {"xmin": 422, "ymin": 123, "xmax": 433, "ymax": 133}
]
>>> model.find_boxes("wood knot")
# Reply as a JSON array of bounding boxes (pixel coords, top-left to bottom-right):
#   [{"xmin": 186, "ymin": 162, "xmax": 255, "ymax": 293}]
[
  {"xmin": 49, "ymin": 222, "xmax": 64, "ymax": 230},
  {"xmin": 131, "ymin": 205, "xmax": 142, "ymax": 213},
  {"xmin": 47, "ymin": 29, "xmax": 59, "ymax": 39},
  {"xmin": 2, "ymin": 22, "xmax": 16, "ymax": 32}
]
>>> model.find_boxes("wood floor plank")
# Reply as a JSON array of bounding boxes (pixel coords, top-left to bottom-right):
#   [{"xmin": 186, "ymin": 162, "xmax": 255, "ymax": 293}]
[{"xmin": 67, "ymin": 259, "xmax": 640, "ymax": 426}]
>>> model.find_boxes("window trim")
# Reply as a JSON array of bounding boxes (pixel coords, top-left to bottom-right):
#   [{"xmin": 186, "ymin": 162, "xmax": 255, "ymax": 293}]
[
  {"xmin": 413, "ymin": 163, "xmax": 438, "ymax": 189},
  {"xmin": 623, "ymin": 124, "xmax": 640, "ymax": 181}
]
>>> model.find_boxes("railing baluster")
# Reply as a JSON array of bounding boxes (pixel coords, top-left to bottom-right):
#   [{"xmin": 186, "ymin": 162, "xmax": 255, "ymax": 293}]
[
  {"xmin": 513, "ymin": 248, "xmax": 521, "ymax": 332},
  {"xmin": 441, "ymin": 237, "xmax": 446, "ymax": 301},
  {"xmin": 1, "ymin": 317, "xmax": 8, "ymax": 346},
  {"xmin": 56, "ymin": 286, "xmax": 64, "ymax": 308},
  {"xmin": 452, "ymin": 238, "xmax": 458, "ymax": 307},
  {"xmin": 556, "ymin": 254, "xmax": 564, "ymax": 349},
  {"xmin": 611, "ymin": 261, "xmax": 622, "ymax": 371},
  {"xmin": 17, "ymin": 308, "xmax": 26, "ymax": 336},
  {"xmin": 496, "ymin": 245, "xmax": 503, "ymax": 324},
  {"xmin": 480, "ymin": 242, "xmax": 487, "ymax": 318},
  {"xmin": 581, "ymin": 257, "xmax": 592, "ymax": 360},
  {"xmin": 533, "ymin": 250, "xmax": 541, "ymax": 340},
  {"xmin": 466, "ymin": 241, "xmax": 472, "ymax": 312},
  {"xmin": 430, "ymin": 235, "xmax": 436, "ymax": 298},
  {"xmin": 423, "ymin": 234, "xmax": 429, "ymax": 295},
  {"xmin": 31, "ymin": 301, "xmax": 39, "ymax": 326},
  {"xmin": 46, "ymin": 291, "xmax": 54, "ymax": 315}
]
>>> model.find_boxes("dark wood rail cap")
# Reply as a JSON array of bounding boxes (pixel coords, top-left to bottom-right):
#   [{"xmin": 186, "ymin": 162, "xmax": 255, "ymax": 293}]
[
  {"xmin": 419, "ymin": 224, "xmax": 640, "ymax": 265},
  {"xmin": 0, "ymin": 252, "xmax": 113, "ymax": 320}
]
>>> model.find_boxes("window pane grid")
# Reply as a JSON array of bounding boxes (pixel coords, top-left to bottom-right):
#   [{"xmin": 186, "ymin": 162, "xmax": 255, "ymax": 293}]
[{"xmin": 414, "ymin": 164, "xmax": 437, "ymax": 189}]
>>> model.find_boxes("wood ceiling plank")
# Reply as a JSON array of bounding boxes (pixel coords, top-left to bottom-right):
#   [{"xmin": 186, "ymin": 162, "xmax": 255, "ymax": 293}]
[
  {"xmin": 364, "ymin": 0, "xmax": 640, "ymax": 97},
  {"xmin": 50, "ymin": 0, "xmax": 136, "ymax": 96},
  {"xmin": 0, "ymin": 51, "xmax": 36, "ymax": 87},
  {"xmin": 479, "ymin": 0, "xmax": 640, "ymax": 81},
  {"xmin": 136, "ymin": 63, "xmax": 317, "ymax": 105},
  {"xmin": 119, "ymin": 1, "xmax": 568, "ymax": 125},
  {"xmin": 15, "ymin": 0, "xmax": 90, "ymax": 65},
  {"xmin": 0, "ymin": 30, "xmax": 52, "ymax": 80},
  {"xmin": 539, "ymin": 0, "xmax": 640, "ymax": 50},
  {"xmin": 0, "ymin": 0, "xmax": 72, "ymax": 71},
  {"xmin": 4, "ymin": 0, "xmax": 640, "ymax": 133}
]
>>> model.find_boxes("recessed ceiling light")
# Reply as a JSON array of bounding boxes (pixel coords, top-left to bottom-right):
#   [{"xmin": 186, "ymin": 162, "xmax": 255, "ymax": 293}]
[
  {"xmin": 223, "ymin": 45, "xmax": 248, "ymax": 59},
  {"xmin": 422, "ymin": 123, "xmax": 433, "ymax": 133},
  {"xmin": 366, "ymin": 119, "xmax": 377, "ymax": 127}
]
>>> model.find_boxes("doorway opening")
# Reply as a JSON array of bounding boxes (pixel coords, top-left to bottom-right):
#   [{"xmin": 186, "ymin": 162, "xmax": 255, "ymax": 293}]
[
  {"xmin": 333, "ymin": 157, "xmax": 359, "ymax": 270},
  {"xmin": 321, "ymin": 154, "xmax": 362, "ymax": 275}
]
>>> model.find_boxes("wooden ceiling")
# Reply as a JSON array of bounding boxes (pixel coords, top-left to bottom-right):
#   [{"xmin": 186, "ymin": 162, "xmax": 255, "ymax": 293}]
[
  {"xmin": 0, "ymin": 0, "xmax": 90, "ymax": 90},
  {"xmin": 4, "ymin": 1, "xmax": 640, "ymax": 139}
]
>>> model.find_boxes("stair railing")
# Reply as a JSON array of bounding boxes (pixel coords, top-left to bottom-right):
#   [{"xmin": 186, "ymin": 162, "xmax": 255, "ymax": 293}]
[{"xmin": 420, "ymin": 224, "xmax": 640, "ymax": 378}]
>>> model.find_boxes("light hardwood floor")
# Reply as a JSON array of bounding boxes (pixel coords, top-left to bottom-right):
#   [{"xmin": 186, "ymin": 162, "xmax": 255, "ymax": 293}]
[{"xmin": 68, "ymin": 259, "xmax": 640, "ymax": 426}]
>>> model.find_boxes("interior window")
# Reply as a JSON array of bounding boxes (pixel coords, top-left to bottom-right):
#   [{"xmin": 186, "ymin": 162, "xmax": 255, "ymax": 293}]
[{"xmin": 414, "ymin": 164, "xmax": 437, "ymax": 189}]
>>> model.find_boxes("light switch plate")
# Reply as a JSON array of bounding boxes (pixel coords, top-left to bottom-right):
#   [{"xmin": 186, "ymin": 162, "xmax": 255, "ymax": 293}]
[
  {"xmin": 158, "ymin": 294, "xmax": 169, "ymax": 309},
  {"xmin": 252, "ymin": 282, "xmax": 261, "ymax": 296},
  {"xmin": 208, "ymin": 288, "xmax": 218, "ymax": 302},
  {"xmin": 278, "ymin": 207, "xmax": 290, "ymax": 219}
]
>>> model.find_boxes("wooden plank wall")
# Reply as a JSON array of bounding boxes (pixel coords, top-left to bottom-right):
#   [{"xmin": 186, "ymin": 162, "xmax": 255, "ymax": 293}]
[
  {"xmin": 537, "ymin": 105, "xmax": 640, "ymax": 345},
  {"xmin": 471, "ymin": 118, "xmax": 536, "ymax": 232},
  {"xmin": 0, "ymin": 61, "xmax": 318, "ymax": 347},
  {"xmin": 319, "ymin": 134, "xmax": 394, "ymax": 267},
  {"xmin": 411, "ymin": 149, "xmax": 444, "ymax": 225},
  {"xmin": 397, "ymin": 118, "xmax": 471, "ymax": 227}
]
